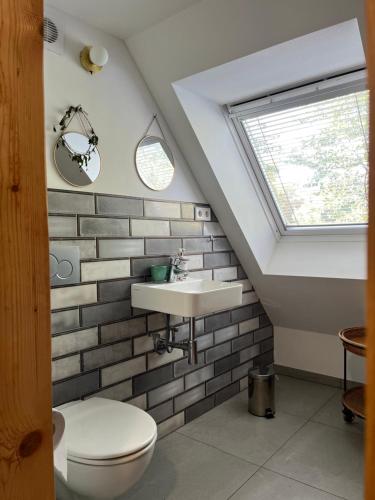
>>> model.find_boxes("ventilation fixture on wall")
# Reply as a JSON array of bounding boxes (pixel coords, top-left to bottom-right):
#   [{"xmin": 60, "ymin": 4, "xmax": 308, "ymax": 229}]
[{"xmin": 43, "ymin": 6, "xmax": 64, "ymax": 55}]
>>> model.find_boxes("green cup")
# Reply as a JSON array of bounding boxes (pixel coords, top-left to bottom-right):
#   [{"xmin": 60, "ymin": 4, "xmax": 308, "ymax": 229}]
[{"xmin": 150, "ymin": 265, "xmax": 170, "ymax": 283}]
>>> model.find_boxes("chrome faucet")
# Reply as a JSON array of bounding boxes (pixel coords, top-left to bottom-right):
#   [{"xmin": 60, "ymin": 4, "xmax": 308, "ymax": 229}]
[{"xmin": 169, "ymin": 248, "xmax": 189, "ymax": 282}]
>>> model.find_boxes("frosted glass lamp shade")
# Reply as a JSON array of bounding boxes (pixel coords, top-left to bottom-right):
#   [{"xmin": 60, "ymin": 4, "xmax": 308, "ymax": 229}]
[{"xmin": 89, "ymin": 46, "xmax": 109, "ymax": 67}]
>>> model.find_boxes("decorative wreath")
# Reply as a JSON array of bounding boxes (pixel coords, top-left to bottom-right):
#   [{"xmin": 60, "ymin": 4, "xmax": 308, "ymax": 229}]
[{"xmin": 54, "ymin": 105, "xmax": 98, "ymax": 168}]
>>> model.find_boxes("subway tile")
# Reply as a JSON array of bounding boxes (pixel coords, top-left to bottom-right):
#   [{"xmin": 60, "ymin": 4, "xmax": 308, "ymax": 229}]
[
  {"xmin": 261, "ymin": 337, "xmax": 274, "ymax": 353},
  {"xmin": 231, "ymin": 305, "xmax": 253, "ymax": 323},
  {"xmin": 144, "ymin": 200, "xmax": 181, "ymax": 219},
  {"xmin": 239, "ymin": 317, "xmax": 260, "ymax": 335},
  {"xmin": 145, "ymin": 238, "xmax": 182, "ymax": 255},
  {"xmin": 185, "ymin": 396, "xmax": 215, "ymax": 423},
  {"xmin": 205, "ymin": 342, "xmax": 231, "ymax": 363},
  {"xmin": 51, "ymin": 284, "xmax": 97, "ymax": 310},
  {"xmin": 232, "ymin": 360, "xmax": 253, "ymax": 381},
  {"xmin": 131, "ymin": 219, "xmax": 170, "ymax": 237},
  {"xmin": 206, "ymin": 371, "xmax": 231, "ymax": 395},
  {"xmin": 230, "ymin": 253, "xmax": 239, "ymax": 265},
  {"xmin": 127, "ymin": 394, "xmax": 147, "ymax": 410},
  {"xmin": 132, "ymin": 256, "xmax": 170, "ymax": 276},
  {"xmin": 147, "ymin": 313, "xmax": 167, "ymax": 332},
  {"xmin": 174, "ymin": 384, "xmax": 205, "ymax": 413},
  {"xmin": 196, "ymin": 332, "xmax": 214, "ymax": 351},
  {"xmin": 87, "ymin": 380, "xmax": 132, "ymax": 401},
  {"xmin": 148, "ymin": 347, "xmax": 184, "ymax": 370},
  {"xmin": 50, "ymin": 239, "xmax": 96, "ymax": 259},
  {"xmin": 186, "ymin": 254, "xmax": 203, "ymax": 270},
  {"xmin": 148, "ymin": 400, "xmax": 174, "ymax": 423},
  {"xmin": 203, "ymin": 222, "xmax": 224, "ymax": 236},
  {"xmin": 52, "ymin": 355, "xmax": 80, "ymax": 382},
  {"xmin": 48, "ymin": 216, "xmax": 77, "ymax": 237},
  {"xmin": 259, "ymin": 313, "xmax": 272, "ymax": 328},
  {"xmin": 185, "ymin": 365, "xmax": 214, "ymax": 390},
  {"xmin": 214, "ymin": 324, "xmax": 238, "ymax": 344},
  {"xmin": 101, "ymin": 316, "xmax": 146, "ymax": 343},
  {"xmin": 101, "ymin": 355, "xmax": 146, "ymax": 387},
  {"xmin": 204, "ymin": 252, "xmax": 231, "ymax": 268},
  {"xmin": 237, "ymin": 266, "xmax": 247, "ymax": 279},
  {"xmin": 51, "ymin": 309, "xmax": 80, "ymax": 334},
  {"xmin": 133, "ymin": 364, "xmax": 173, "ymax": 395},
  {"xmin": 240, "ymin": 343, "xmax": 261, "ymax": 364},
  {"xmin": 252, "ymin": 302, "xmax": 265, "ymax": 316},
  {"xmin": 205, "ymin": 311, "xmax": 231, "ymax": 332},
  {"xmin": 52, "ymin": 328, "xmax": 98, "ymax": 357},
  {"xmin": 48, "ymin": 191, "xmax": 94, "ymax": 214},
  {"xmin": 83, "ymin": 340, "xmax": 132, "ymax": 370},
  {"xmin": 254, "ymin": 325, "xmax": 273, "ymax": 343},
  {"xmin": 98, "ymin": 277, "xmax": 144, "ymax": 302},
  {"xmin": 181, "ymin": 203, "xmax": 195, "ymax": 219},
  {"xmin": 173, "ymin": 352, "xmax": 205, "ymax": 378},
  {"xmin": 213, "ymin": 237, "xmax": 232, "ymax": 251},
  {"xmin": 213, "ymin": 266, "xmax": 237, "ymax": 281},
  {"xmin": 170, "ymin": 220, "xmax": 202, "ymax": 236},
  {"xmin": 232, "ymin": 332, "xmax": 254, "ymax": 352},
  {"xmin": 157, "ymin": 412, "xmax": 184, "ymax": 439},
  {"xmin": 53, "ymin": 372, "xmax": 99, "ymax": 406},
  {"xmin": 215, "ymin": 381, "xmax": 240, "ymax": 405},
  {"xmin": 98, "ymin": 239, "xmax": 144, "ymax": 258},
  {"xmin": 242, "ymin": 291, "xmax": 258, "ymax": 305},
  {"xmin": 96, "ymin": 195, "xmax": 143, "ymax": 216},
  {"xmin": 194, "ymin": 318, "xmax": 205, "ymax": 336},
  {"xmin": 148, "ymin": 378, "xmax": 184, "ymax": 408},
  {"xmin": 81, "ymin": 299, "xmax": 131, "ymax": 327},
  {"xmin": 133, "ymin": 334, "xmax": 154, "ymax": 355},
  {"xmin": 214, "ymin": 352, "xmax": 240, "ymax": 376},
  {"xmin": 254, "ymin": 350, "xmax": 274, "ymax": 367},
  {"xmin": 183, "ymin": 237, "xmax": 212, "ymax": 253},
  {"xmin": 236, "ymin": 279, "xmax": 252, "ymax": 292},
  {"xmin": 80, "ymin": 217, "xmax": 129, "ymax": 237},
  {"xmin": 240, "ymin": 377, "xmax": 248, "ymax": 391},
  {"xmin": 81, "ymin": 259, "xmax": 130, "ymax": 282},
  {"xmin": 189, "ymin": 269, "xmax": 212, "ymax": 280}
]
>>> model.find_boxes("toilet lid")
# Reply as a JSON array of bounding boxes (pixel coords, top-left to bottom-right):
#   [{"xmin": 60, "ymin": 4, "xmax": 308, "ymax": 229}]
[{"xmin": 59, "ymin": 398, "xmax": 157, "ymax": 460}]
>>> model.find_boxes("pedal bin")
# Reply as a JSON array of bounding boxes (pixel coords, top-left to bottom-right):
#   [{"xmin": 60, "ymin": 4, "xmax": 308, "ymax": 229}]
[{"xmin": 248, "ymin": 366, "xmax": 275, "ymax": 418}]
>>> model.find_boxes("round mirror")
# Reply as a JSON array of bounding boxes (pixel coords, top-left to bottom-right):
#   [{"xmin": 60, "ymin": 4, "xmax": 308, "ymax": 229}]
[
  {"xmin": 54, "ymin": 132, "xmax": 100, "ymax": 186},
  {"xmin": 135, "ymin": 135, "xmax": 175, "ymax": 191}
]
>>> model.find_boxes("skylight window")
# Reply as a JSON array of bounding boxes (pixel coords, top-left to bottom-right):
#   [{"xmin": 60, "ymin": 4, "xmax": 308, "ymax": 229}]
[{"xmin": 229, "ymin": 71, "xmax": 369, "ymax": 234}]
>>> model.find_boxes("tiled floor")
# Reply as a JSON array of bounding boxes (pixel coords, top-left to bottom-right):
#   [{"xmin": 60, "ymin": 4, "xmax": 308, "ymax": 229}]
[{"xmin": 123, "ymin": 375, "xmax": 364, "ymax": 500}]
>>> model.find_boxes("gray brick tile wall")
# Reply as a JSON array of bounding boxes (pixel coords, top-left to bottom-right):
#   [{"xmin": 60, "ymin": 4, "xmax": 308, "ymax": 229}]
[{"xmin": 48, "ymin": 189, "xmax": 273, "ymax": 425}]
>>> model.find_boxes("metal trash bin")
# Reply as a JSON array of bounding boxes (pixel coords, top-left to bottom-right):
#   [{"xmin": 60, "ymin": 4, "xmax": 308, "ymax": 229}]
[{"xmin": 248, "ymin": 366, "xmax": 275, "ymax": 418}]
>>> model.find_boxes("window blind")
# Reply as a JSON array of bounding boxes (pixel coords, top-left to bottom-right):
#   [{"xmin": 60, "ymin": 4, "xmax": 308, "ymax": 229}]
[{"xmin": 230, "ymin": 72, "xmax": 369, "ymax": 230}]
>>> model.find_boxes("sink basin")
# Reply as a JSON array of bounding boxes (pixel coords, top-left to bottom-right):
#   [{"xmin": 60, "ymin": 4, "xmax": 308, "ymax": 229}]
[{"xmin": 131, "ymin": 279, "xmax": 243, "ymax": 317}]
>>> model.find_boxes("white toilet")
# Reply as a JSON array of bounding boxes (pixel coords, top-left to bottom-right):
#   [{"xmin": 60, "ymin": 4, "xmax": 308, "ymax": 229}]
[{"xmin": 57, "ymin": 397, "xmax": 157, "ymax": 499}]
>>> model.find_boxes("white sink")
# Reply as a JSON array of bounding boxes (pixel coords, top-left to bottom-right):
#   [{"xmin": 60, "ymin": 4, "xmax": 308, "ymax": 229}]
[{"xmin": 131, "ymin": 279, "xmax": 243, "ymax": 317}]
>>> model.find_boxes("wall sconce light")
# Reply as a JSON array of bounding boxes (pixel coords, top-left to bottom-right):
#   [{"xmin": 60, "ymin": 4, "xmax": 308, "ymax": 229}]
[{"xmin": 80, "ymin": 46, "xmax": 109, "ymax": 74}]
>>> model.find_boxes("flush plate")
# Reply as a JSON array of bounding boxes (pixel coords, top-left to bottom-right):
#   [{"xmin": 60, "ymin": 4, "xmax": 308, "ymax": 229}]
[{"xmin": 49, "ymin": 245, "xmax": 80, "ymax": 286}]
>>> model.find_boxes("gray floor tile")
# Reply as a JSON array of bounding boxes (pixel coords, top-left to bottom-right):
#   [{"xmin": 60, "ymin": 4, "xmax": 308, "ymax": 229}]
[
  {"xmin": 265, "ymin": 421, "xmax": 364, "ymax": 500},
  {"xmin": 230, "ymin": 468, "xmax": 343, "ymax": 500},
  {"xmin": 312, "ymin": 390, "xmax": 365, "ymax": 435},
  {"xmin": 275, "ymin": 375, "xmax": 337, "ymax": 419},
  {"xmin": 122, "ymin": 432, "xmax": 257, "ymax": 500},
  {"xmin": 178, "ymin": 390, "xmax": 306, "ymax": 465}
]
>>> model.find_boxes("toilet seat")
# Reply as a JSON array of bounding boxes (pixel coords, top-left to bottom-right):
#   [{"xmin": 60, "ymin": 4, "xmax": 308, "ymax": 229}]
[{"xmin": 59, "ymin": 397, "xmax": 157, "ymax": 463}]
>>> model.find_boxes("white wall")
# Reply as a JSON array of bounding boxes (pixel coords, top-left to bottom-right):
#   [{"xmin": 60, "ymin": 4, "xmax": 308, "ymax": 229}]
[
  {"xmin": 274, "ymin": 326, "xmax": 365, "ymax": 383},
  {"xmin": 126, "ymin": 0, "xmax": 366, "ymax": 378},
  {"xmin": 44, "ymin": 7, "xmax": 204, "ymax": 202}
]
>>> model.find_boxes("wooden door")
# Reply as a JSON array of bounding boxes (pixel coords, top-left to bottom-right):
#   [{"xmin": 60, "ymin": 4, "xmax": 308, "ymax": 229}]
[
  {"xmin": 0, "ymin": 0, "xmax": 54, "ymax": 498},
  {"xmin": 368, "ymin": 0, "xmax": 375, "ymax": 497}
]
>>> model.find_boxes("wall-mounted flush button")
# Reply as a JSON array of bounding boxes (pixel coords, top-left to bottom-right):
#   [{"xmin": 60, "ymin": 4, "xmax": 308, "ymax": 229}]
[
  {"xmin": 195, "ymin": 206, "xmax": 211, "ymax": 221},
  {"xmin": 49, "ymin": 246, "xmax": 80, "ymax": 286}
]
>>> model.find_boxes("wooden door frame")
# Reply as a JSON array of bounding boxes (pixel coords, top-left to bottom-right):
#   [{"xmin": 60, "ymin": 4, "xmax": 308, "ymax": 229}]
[{"xmin": 0, "ymin": 0, "xmax": 54, "ymax": 498}]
